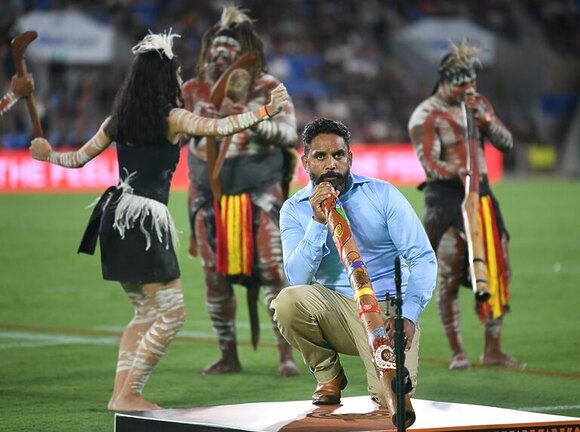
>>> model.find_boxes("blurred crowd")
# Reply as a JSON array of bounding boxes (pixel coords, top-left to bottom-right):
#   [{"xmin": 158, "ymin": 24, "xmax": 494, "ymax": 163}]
[{"xmin": 1, "ymin": 0, "xmax": 579, "ymax": 160}]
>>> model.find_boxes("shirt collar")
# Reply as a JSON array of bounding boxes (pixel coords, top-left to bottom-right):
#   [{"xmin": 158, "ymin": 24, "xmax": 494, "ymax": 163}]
[{"xmin": 295, "ymin": 173, "xmax": 370, "ymax": 202}]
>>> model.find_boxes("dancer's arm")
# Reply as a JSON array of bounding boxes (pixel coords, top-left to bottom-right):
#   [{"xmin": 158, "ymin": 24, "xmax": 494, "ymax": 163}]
[
  {"xmin": 168, "ymin": 83, "xmax": 290, "ymax": 139},
  {"xmin": 30, "ymin": 118, "xmax": 113, "ymax": 168}
]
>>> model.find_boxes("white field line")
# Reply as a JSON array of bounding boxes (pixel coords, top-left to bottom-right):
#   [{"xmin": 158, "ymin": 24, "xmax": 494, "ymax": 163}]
[
  {"xmin": 517, "ymin": 404, "xmax": 580, "ymax": 412},
  {"xmin": 96, "ymin": 320, "xmax": 273, "ymax": 329},
  {"xmin": 95, "ymin": 323, "xmax": 279, "ymax": 339},
  {"xmin": 0, "ymin": 331, "xmax": 118, "ymax": 349},
  {"xmin": 93, "ymin": 326, "xmax": 217, "ymax": 339},
  {"xmin": 94, "ymin": 324, "xmax": 216, "ymax": 337},
  {"xmin": 0, "ymin": 325, "xmax": 279, "ymax": 350}
]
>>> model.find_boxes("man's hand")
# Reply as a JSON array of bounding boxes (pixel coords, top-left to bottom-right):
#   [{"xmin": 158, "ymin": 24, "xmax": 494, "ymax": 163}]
[
  {"xmin": 10, "ymin": 73, "xmax": 34, "ymax": 99},
  {"xmin": 384, "ymin": 317, "xmax": 416, "ymax": 352},
  {"xmin": 308, "ymin": 181, "xmax": 339, "ymax": 224},
  {"xmin": 265, "ymin": 83, "xmax": 289, "ymax": 117}
]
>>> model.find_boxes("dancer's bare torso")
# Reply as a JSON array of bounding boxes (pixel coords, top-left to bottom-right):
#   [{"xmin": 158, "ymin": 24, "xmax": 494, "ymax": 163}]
[
  {"xmin": 409, "ymin": 93, "xmax": 512, "ymax": 182},
  {"xmin": 182, "ymin": 73, "xmax": 297, "ymax": 160}
]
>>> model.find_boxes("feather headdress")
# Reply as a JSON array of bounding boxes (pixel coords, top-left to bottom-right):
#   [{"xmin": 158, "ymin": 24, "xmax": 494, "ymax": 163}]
[
  {"xmin": 438, "ymin": 39, "xmax": 481, "ymax": 86},
  {"xmin": 198, "ymin": 5, "xmax": 266, "ymax": 76},
  {"xmin": 132, "ymin": 28, "xmax": 181, "ymax": 60},
  {"xmin": 217, "ymin": 5, "xmax": 255, "ymax": 31}
]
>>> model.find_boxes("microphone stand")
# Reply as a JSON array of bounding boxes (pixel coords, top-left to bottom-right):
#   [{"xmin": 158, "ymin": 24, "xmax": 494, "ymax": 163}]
[{"xmin": 394, "ymin": 256, "xmax": 406, "ymax": 432}]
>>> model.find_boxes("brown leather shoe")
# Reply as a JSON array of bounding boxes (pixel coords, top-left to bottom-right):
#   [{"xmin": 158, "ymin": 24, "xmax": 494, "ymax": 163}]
[{"xmin": 312, "ymin": 369, "xmax": 348, "ymax": 405}]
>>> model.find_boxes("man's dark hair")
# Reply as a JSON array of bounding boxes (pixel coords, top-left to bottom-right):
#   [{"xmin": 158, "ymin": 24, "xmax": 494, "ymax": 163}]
[
  {"xmin": 106, "ymin": 51, "xmax": 182, "ymax": 146},
  {"xmin": 301, "ymin": 118, "xmax": 351, "ymax": 155}
]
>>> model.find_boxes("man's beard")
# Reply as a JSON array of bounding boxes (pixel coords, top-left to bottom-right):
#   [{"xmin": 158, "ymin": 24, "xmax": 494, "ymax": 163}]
[{"xmin": 311, "ymin": 170, "xmax": 350, "ymax": 193}]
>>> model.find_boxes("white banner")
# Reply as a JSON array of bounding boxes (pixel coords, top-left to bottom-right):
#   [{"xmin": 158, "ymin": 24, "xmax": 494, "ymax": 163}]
[
  {"xmin": 395, "ymin": 18, "xmax": 496, "ymax": 65},
  {"xmin": 17, "ymin": 11, "xmax": 115, "ymax": 64}
]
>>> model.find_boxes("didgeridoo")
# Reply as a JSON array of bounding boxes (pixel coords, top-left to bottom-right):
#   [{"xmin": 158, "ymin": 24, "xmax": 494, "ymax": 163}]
[{"xmin": 322, "ymin": 196, "xmax": 415, "ymax": 428}]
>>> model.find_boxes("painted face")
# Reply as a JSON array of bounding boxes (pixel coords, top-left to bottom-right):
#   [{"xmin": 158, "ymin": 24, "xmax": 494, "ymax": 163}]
[
  {"xmin": 442, "ymin": 79, "xmax": 476, "ymax": 103},
  {"xmin": 206, "ymin": 35, "xmax": 241, "ymax": 80},
  {"xmin": 302, "ymin": 133, "xmax": 352, "ymax": 193}
]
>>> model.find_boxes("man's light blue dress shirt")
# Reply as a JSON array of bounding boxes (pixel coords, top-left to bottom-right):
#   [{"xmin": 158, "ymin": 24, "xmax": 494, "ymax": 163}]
[{"xmin": 280, "ymin": 173, "xmax": 437, "ymax": 324}]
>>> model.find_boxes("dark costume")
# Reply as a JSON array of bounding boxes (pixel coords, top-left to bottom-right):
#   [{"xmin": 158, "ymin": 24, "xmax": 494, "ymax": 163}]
[{"xmin": 79, "ymin": 140, "xmax": 181, "ymax": 283}]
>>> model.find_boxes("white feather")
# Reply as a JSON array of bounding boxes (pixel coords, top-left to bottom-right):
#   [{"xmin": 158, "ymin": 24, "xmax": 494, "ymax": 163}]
[
  {"xmin": 131, "ymin": 28, "xmax": 181, "ymax": 60},
  {"xmin": 111, "ymin": 171, "xmax": 178, "ymax": 251}
]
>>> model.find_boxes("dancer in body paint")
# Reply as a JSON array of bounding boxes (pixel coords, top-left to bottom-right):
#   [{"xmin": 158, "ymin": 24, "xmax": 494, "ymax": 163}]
[
  {"xmin": 182, "ymin": 6, "xmax": 299, "ymax": 377},
  {"xmin": 271, "ymin": 118, "xmax": 436, "ymax": 406},
  {"xmin": 29, "ymin": 30, "xmax": 290, "ymax": 411},
  {"xmin": 408, "ymin": 40, "xmax": 525, "ymax": 370}
]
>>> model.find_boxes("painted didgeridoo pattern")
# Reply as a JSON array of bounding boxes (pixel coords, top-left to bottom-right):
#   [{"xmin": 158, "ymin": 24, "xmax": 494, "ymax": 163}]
[{"xmin": 322, "ymin": 196, "xmax": 416, "ymax": 428}]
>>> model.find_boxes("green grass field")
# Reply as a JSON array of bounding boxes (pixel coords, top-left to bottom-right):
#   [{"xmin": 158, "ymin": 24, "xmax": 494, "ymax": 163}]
[{"xmin": 1, "ymin": 178, "xmax": 579, "ymax": 431}]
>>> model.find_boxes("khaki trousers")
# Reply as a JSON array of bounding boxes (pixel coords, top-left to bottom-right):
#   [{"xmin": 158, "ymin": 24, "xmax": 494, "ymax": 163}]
[{"xmin": 271, "ymin": 283, "xmax": 420, "ymax": 404}]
